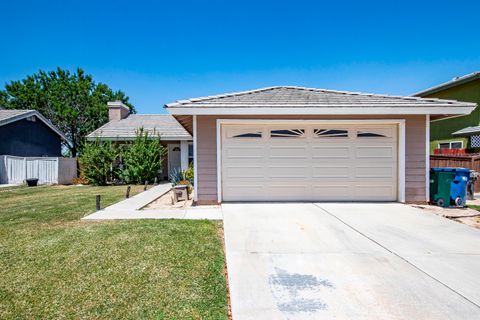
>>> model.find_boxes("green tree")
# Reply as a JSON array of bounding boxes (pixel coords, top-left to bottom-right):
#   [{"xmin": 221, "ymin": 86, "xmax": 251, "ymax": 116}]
[
  {"xmin": 120, "ymin": 128, "xmax": 167, "ymax": 184},
  {"xmin": 0, "ymin": 68, "xmax": 135, "ymax": 157}
]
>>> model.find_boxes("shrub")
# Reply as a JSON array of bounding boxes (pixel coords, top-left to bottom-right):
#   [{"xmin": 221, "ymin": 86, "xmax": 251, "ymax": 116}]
[
  {"xmin": 79, "ymin": 139, "xmax": 119, "ymax": 185},
  {"xmin": 119, "ymin": 128, "xmax": 167, "ymax": 184},
  {"xmin": 169, "ymin": 163, "xmax": 194, "ymax": 186}
]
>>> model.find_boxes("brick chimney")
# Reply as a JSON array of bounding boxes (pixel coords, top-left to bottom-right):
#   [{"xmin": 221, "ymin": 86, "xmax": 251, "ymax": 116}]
[{"xmin": 107, "ymin": 101, "xmax": 130, "ymax": 121}]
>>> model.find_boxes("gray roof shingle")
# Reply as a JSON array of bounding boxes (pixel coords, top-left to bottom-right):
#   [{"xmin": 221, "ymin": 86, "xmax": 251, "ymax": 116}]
[
  {"xmin": 166, "ymin": 86, "xmax": 475, "ymax": 108},
  {"xmin": 0, "ymin": 109, "xmax": 67, "ymax": 140},
  {"xmin": 452, "ymin": 126, "xmax": 480, "ymax": 136},
  {"xmin": 86, "ymin": 114, "xmax": 192, "ymax": 141},
  {"xmin": 0, "ymin": 109, "xmax": 34, "ymax": 123},
  {"xmin": 413, "ymin": 72, "xmax": 480, "ymax": 97}
]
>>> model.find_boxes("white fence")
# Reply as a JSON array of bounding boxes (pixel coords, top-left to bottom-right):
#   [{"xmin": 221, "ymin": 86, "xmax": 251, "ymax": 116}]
[{"xmin": 0, "ymin": 155, "xmax": 77, "ymax": 185}]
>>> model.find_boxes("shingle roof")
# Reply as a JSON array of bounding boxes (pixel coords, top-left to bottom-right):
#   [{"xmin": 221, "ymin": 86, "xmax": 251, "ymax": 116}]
[
  {"xmin": 165, "ymin": 86, "xmax": 474, "ymax": 108},
  {"xmin": 0, "ymin": 109, "xmax": 67, "ymax": 140},
  {"xmin": 0, "ymin": 109, "xmax": 33, "ymax": 123},
  {"xmin": 452, "ymin": 126, "xmax": 480, "ymax": 136},
  {"xmin": 413, "ymin": 72, "xmax": 480, "ymax": 97},
  {"xmin": 86, "ymin": 114, "xmax": 192, "ymax": 141}
]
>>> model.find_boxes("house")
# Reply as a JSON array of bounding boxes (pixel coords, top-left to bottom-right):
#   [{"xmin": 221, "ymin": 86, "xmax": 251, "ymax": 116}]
[
  {"xmin": 87, "ymin": 101, "xmax": 192, "ymax": 180},
  {"xmin": 165, "ymin": 86, "xmax": 476, "ymax": 204},
  {"xmin": 0, "ymin": 109, "xmax": 67, "ymax": 157},
  {"xmin": 413, "ymin": 72, "xmax": 480, "ymax": 153}
]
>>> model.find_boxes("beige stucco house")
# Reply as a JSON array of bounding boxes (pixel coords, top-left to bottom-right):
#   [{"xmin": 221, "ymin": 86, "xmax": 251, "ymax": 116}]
[
  {"xmin": 165, "ymin": 86, "xmax": 475, "ymax": 204},
  {"xmin": 87, "ymin": 101, "xmax": 192, "ymax": 180}
]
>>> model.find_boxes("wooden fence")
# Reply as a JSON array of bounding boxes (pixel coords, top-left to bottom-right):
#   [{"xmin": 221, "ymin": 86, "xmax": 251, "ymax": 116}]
[
  {"xmin": 430, "ymin": 154, "xmax": 480, "ymax": 192},
  {"xmin": 0, "ymin": 155, "xmax": 77, "ymax": 185}
]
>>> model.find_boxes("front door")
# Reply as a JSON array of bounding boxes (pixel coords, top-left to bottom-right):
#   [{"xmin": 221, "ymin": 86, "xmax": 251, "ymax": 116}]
[{"xmin": 168, "ymin": 144, "xmax": 181, "ymax": 176}]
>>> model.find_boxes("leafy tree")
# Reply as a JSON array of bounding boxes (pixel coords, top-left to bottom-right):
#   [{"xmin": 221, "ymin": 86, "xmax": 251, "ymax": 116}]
[
  {"xmin": 0, "ymin": 68, "xmax": 135, "ymax": 157},
  {"xmin": 79, "ymin": 139, "xmax": 120, "ymax": 186},
  {"xmin": 120, "ymin": 128, "xmax": 167, "ymax": 184}
]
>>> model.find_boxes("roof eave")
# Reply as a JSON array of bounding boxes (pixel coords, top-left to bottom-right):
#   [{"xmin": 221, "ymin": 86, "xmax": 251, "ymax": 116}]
[
  {"xmin": 166, "ymin": 105, "xmax": 476, "ymax": 116},
  {"xmin": 85, "ymin": 135, "xmax": 192, "ymax": 141},
  {"xmin": 412, "ymin": 73, "xmax": 480, "ymax": 97}
]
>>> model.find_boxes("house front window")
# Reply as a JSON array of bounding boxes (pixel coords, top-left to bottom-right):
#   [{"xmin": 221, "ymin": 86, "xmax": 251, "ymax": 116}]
[{"xmin": 438, "ymin": 141, "xmax": 463, "ymax": 149}]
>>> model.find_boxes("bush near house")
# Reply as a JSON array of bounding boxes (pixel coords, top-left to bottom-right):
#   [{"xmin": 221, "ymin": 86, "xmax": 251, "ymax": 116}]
[
  {"xmin": 79, "ymin": 129, "xmax": 166, "ymax": 185},
  {"xmin": 120, "ymin": 128, "xmax": 166, "ymax": 184}
]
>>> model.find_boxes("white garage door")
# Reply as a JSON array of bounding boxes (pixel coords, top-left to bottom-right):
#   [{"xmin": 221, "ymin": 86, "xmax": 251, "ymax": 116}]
[{"xmin": 221, "ymin": 123, "xmax": 398, "ymax": 201}]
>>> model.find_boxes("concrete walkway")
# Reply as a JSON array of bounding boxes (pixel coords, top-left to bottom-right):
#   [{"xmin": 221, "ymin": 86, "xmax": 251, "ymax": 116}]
[
  {"xmin": 223, "ymin": 203, "xmax": 480, "ymax": 320},
  {"xmin": 82, "ymin": 183, "xmax": 222, "ymax": 220}
]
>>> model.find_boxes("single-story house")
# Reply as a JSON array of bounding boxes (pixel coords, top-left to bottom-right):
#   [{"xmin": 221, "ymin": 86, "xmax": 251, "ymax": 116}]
[
  {"xmin": 413, "ymin": 71, "xmax": 480, "ymax": 153},
  {"xmin": 87, "ymin": 101, "xmax": 192, "ymax": 180},
  {"xmin": 165, "ymin": 86, "xmax": 476, "ymax": 204},
  {"xmin": 0, "ymin": 109, "xmax": 67, "ymax": 157}
]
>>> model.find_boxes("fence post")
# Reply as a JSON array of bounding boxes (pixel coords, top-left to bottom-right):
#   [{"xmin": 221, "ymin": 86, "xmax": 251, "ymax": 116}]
[
  {"xmin": 144, "ymin": 181, "xmax": 148, "ymax": 191},
  {"xmin": 126, "ymin": 185, "xmax": 131, "ymax": 198},
  {"xmin": 96, "ymin": 195, "xmax": 101, "ymax": 211}
]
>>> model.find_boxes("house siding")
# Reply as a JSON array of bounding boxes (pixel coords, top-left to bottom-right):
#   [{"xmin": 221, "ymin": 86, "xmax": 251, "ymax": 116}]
[
  {"xmin": 196, "ymin": 115, "xmax": 426, "ymax": 204},
  {"xmin": 0, "ymin": 118, "xmax": 62, "ymax": 157}
]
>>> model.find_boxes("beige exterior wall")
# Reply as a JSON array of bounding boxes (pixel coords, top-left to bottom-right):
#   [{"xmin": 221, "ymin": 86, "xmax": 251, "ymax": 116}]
[{"xmin": 196, "ymin": 115, "xmax": 427, "ymax": 204}]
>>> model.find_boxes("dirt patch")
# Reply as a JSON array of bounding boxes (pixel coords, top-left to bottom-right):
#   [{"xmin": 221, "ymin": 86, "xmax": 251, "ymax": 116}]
[
  {"xmin": 143, "ymin": 190, "xmax": 193, "ymax": 210},
  {"xmin": 411, "ymin": 204, "xmax": 480, "ymax": 230}
]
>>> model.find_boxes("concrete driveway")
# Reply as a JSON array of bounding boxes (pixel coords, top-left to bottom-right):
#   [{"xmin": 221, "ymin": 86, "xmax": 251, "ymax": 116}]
[{"xmin": 223, "ymin": 203, "xmax": 480, "ymax": 319}]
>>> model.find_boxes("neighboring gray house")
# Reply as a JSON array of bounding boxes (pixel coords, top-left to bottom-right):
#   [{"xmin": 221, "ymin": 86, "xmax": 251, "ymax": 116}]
[
  {"xmin": 87, "ymin": 101, "xmax": 193, "ymax": 179},
  {"xmin": 0, "ymin": 109, "xmax": 67, "ymax": 157}
]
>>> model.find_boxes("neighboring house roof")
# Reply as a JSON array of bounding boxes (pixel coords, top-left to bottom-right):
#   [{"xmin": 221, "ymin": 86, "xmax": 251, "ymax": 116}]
[
  {"xmin": 165, "ymin": 86, "xmax": 476, "ymax": 115},
  {"xmin": 452, "ymin": 126, "xmax": 480, "ymax": 137},
  {"xmin": 86, "ymin": 114, "xmax": 192, "ymax": 141},
  {"xmin": 412, "ymin": 72, "xmax": 480, "ymax": 97},
  {"xmin": 0, "ymin": 109, "xmax": 67, "ymax": 140}
]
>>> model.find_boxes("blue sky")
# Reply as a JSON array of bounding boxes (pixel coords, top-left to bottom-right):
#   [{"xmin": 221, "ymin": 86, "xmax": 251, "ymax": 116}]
[{"xmin": 1, "ymin": 0, "xmax": 479, "ymax": 113}]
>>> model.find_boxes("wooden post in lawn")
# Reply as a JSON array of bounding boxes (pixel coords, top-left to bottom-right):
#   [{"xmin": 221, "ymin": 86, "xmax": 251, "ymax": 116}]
[
  {"xmin": 126, "ymin": 185, "xmax": 131, "ymax": 198},
  {"xmin": 95, "ymin": 195, "xmax": 101, "ymax": 211},
  {"xmin": 154, "ymin": 177, "xmax": 158, "ymax": 185},
  {"xmin": 144, "ymin": 181, "xmax": 148, "ymax": 191}
]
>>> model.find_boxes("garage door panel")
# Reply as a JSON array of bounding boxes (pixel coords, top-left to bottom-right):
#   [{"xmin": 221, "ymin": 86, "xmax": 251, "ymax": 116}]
[
  {"xmin": 355, "ymin": 146, "xmax": 394, "ymax": 159},
  {"xmin": 221, "ymin": 123, "xmax": 398, "ymax": 201},
  {"xmin": 312, "ymin": 166, "xmax": 350, "ymax": 178},
  {"xmin": 354, "ymin": 185, "xmax": 395, "ymax": 199},
  {"xmin": 225, "ymin": 166, "xmax": 265, "ymax": 178},
  {"xmin": 355, "ymin": 166, "xmax": 395, "ymax": 178},
  {"xmin": 225, "ymin": 146, "xmax": 265, "ymax": 159},
  {"xmin": 311, "ymin": 146, "xmax": 350, "ymax": 159},
  {"xmin": 269, "ymin": 166, "xmax": 307, "ymax": 178},
  {"xmin": 312, "ymin": 185, "xmax": 353, "ymax": 199},
  {"xmin": 269, "ymin": 145, "xmax": 308, "ymax": 159}
]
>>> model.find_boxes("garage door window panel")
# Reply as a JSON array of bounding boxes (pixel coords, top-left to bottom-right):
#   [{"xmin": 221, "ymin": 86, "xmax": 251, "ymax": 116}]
[
  {"xmin": 270, "ymin": 129, "xmax": 306, "ymax": 138},
  {"xmin": 314, "ymin": 128, "xmax": 348, "ymax": 138},
  {"xmin": 227, "ymin": 128, "xmax": 263, "ymax": 139},
  {"xmin": 356, "ymin": 128, "xmax": 393, "ymax": 138}
]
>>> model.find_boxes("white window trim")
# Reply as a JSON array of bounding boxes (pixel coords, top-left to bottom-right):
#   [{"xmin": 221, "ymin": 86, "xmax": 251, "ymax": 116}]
[
  {"xmin": 437, "ymin": 141, "xmax": 464, "ymax": 149},
  {"xmin": 216, "ymin": 119, "xmax": 406, "ymax": 203}
]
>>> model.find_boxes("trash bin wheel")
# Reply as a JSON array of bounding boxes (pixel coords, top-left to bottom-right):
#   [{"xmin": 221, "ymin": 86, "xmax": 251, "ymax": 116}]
[
  {"xmin": 454, "ymin": 197, "xmax": 464, "ymax": 207},
  {"xmin": 436, "ymin": 198, "xmax": 445, "ymax": 207}
]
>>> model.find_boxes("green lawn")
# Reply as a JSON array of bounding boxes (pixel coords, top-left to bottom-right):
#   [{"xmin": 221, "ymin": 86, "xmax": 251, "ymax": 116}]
[{"xmin": 0, "ymin": 185, "xmax": 228, "ymax": 319}]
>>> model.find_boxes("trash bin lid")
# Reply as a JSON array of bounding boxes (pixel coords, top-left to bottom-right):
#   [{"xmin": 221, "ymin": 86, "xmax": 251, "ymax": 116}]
[{"xmin": 431, "ymin": 167, "xmax": 470, "ymax": 172}]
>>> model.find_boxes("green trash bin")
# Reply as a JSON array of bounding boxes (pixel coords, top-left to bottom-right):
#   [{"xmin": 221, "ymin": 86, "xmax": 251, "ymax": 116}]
[{"xmin": 430, "ymin": 169, "xmax": 455, "ymax": 207}]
